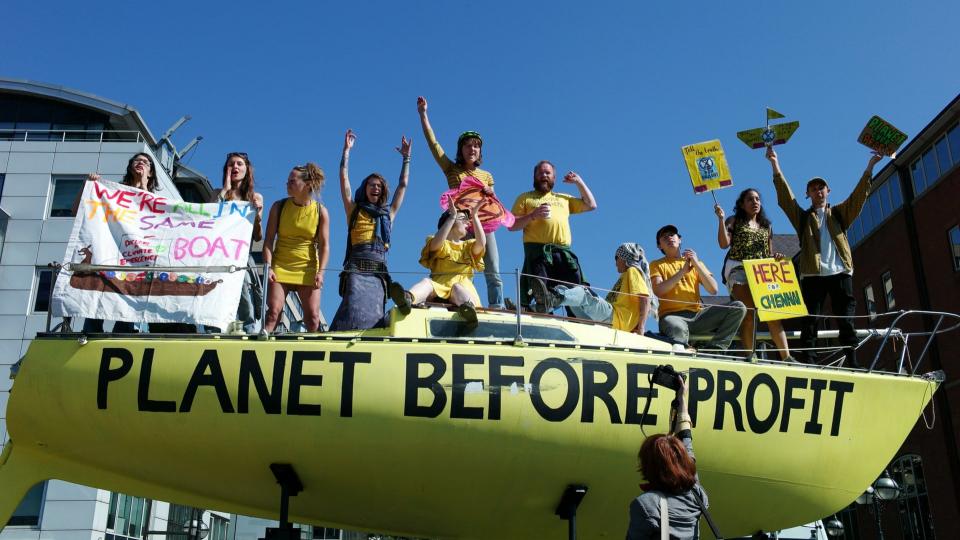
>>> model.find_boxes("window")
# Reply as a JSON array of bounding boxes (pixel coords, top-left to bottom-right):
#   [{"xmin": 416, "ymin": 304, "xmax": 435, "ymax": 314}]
[
  {"xmin": 166, "ymin": 504, "xmax": 200, "ymax": 535},
  {"xmin": 882, "ymin": 271, "xmax": 896, "ymax": 311},
  {"xmin": 7, "ymin": 482, "xmax": 46, "ymax": 527},
  {"xmin": 868, "ymin": 191, "xmax": 884, "ymax": 226},
  {"xmin": 892, "ymin": 454, "xmax": 936, "ymax": 540},
  {"xmin": 948, "ymin": 123, "xmax": 960, "ymax": 166},
  {"xmin": 311, "ymin": 527, "xmax": 341, "ymax": 539},
  {"xmin": 32, "ymin": 268, "xmax": 54, "ymax": 312},
  {"xmin": 921, "ymin": 149, "xmax": 939, "ymax": 190},
  {"xmin": 910, "ymin": 159, "xmax": 926, "ymax": 195},
  {"xmin": 49, "ymin": 175, "xmax": 85, "ymax": 217},
  {"xmin": 949, "ymin": 225, "xmax": 960, "ymax": 272},
  {"xmin": 934, "ymin": 135, "xmax": 952, "ymax": 176},
  {"xmin": 209, "ymin": 515, "xmax": 230, "ymax": 540},
  {"xmin": 106, "ymin": 493, "xmax": 151, "ymax": 540},
  {"xmin": 889, "ymin": 172, "xmax": 904, "ymax": 210},
  {"xmin": 0, "ymin": 173, "xmax": 5, "ymax": 202},
  {"xmin": 864, "ymin": 285, "xmax": 877, "ymax": 320},
  {"xmin": 429, "ymin": 319, "xmax": 575, "ymax": 342},
  {"xmin": 848, "ymin": 215, "xmax": 862, "ymax": 246}
]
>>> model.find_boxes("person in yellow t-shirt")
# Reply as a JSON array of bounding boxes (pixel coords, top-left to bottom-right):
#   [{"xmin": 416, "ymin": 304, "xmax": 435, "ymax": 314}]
[
  {"xmin": 509, "ymin": 160, "xmax": 597, "ymax": 312},
  {"xmin": 389, "ymin": 204, "xmax": 486, "ymax": 330},
  {"xmin": 417, "ymin": 96, "xmax": 504, "ymax": 309},
  {"xmin": 530, "ymin": 243, "xmax": 656, "ymax": 334},
  {"xmin": 650, "ymin": 224, "xmax": 745, "ymax": 351}
]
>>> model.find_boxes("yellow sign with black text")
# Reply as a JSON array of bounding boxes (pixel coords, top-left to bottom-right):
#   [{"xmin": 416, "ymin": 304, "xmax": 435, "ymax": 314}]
[{"xmin": 743, "ymin": 258, "xmax": 808, "ymax": 321}]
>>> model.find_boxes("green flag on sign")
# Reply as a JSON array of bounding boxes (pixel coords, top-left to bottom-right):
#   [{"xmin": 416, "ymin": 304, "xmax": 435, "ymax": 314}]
[{"xmin": 766, "ymin": 107, "xmax": 785, "ymax": 120}]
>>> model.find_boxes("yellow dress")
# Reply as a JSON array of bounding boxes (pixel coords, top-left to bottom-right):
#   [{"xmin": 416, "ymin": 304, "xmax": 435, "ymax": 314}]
[
  {"xmin": 273, "ymin": 199, "xmax": 321, "ymax": 286},
  {"xmin": 419, "ymin": 236, "xmax": 485, "ymax": 305}
]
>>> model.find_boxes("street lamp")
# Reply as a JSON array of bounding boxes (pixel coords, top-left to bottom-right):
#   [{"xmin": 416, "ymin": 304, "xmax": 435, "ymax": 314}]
[
  {"xmin": 823, "ymin": 516, "xmax": 844, "ymax": 537},
  {"xmin": 856, "ymin": 471, "xmax": 901, "ymax": 540}
]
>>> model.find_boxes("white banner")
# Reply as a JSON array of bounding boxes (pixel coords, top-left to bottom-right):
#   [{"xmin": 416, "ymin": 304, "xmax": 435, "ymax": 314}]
[{"xmin": 52, "ymin": 180, "xmax": 254, "ymax": 329}]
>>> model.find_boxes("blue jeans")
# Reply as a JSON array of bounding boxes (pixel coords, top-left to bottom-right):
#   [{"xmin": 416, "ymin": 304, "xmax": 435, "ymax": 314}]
[
  {"xmin": 555, "ymin": 285, "xmax": 612, "ymax": 323},
  {"xmin": 483, "ymin": 231, "xmax": 504, "ymax": 308}
]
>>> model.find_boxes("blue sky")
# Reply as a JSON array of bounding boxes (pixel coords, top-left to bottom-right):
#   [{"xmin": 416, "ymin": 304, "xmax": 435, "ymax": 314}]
[{"xmin": 4, "ymin": 1, "xmax": 959, "ymax": 320}]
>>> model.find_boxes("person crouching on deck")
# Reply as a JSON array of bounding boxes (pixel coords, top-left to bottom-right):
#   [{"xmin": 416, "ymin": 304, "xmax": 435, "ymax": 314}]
[{"xmin": 390, "ymin": 204, "xmax": 486, "ymax": 330}]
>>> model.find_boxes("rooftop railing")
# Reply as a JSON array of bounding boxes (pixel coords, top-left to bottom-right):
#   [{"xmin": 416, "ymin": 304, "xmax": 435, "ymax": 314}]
[{"xmin": 0, "ymin": 129, "xmax": 145, "ymax": 143}]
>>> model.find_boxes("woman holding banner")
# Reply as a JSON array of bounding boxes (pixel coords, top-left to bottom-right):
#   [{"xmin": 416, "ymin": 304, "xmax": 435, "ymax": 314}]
[
  {"xmin": 329, "ymin": 129, "xmax": 410, "ymax": 331},
  {"xmin": 715, "ymin": 188, "xmax": 793, "ymax": 361},
  {"xmin": 418, "ymin": 96, "xmax": 503, "ymax": 309},
  {"xmin": 212, "ymin": 152, "xmax": 264, "ymax": 333},
  {"xmin": 79, "ymin": 152, "xmax": 160, "ymax": 333},
  {"xmin": 262, "ymin": 163, "xmax": 329, "ymax": 333}
]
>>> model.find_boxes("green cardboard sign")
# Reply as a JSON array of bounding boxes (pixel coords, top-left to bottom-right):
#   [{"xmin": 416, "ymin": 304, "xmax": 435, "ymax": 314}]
[{"xmin": 858, "ymin": 115, "xmax": 908, "ymax": 157}]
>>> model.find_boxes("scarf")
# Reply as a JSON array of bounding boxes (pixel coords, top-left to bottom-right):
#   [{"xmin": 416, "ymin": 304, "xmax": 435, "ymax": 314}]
[
  {"xmin": 614, "ymin": 242, "xmax": 659, "ymax": 319},
  {"xmin": 353, "ymin": 181, "xmax": 392, "ymax": 247}
]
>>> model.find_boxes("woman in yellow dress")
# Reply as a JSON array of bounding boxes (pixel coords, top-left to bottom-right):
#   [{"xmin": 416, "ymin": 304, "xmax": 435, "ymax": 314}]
[
  {"xmin": 390, "ymin": 204, "xmax": 485, "ymax": 329},
  {"xmin": 262, "ymin": 163, "xmax": 329, "ymax": 332}
]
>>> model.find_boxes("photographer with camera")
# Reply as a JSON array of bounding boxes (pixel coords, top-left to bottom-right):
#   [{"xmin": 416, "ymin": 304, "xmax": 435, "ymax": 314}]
[{"xmin": 626, "ymin": 370, "xmax": 713, "ymax": 540}]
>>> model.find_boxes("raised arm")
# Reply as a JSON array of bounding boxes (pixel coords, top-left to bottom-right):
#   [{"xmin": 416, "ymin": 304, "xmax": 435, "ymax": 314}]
[
  {"xmin": 417, "ymin": 96, "xmax": 451, "ymax": 170},
  {"xmin": 766, "ymin": 146, "xmax": 802, "ymax": 230},
  {"xmin": 430, "ymin": 207, "xmax": 457, "ymax": 252},
  {"xmin": 469, "ymin": 203, "xmax": 485, "ymax": 256},
  {"xmin": 339, "ymin": 129, "xmax": 356, "ymax": 217},
  {"xmin": 508, "ymin": 203, "xmax": 550, "ymax": 232},
  {"xmin": 715, "ymin": 205, "xmax": 732, "ymax": 249},
  {"xmin": 835, "ymin": 152, "xmax": 883, "ymax": 226},
  {"xmin": 314, "ymin": 205, "xmax": 330, "ymax": 290},
  {"xmin": 262, "ymin": 201, "xmax": 282, "ymax": 282},
  {"xmin": 390, "ymin": 135, "xmax": 412, "ymax": 220},
  {"xmin": 564, "ymin": 172, "xmax": 597, "ymax": 211}
]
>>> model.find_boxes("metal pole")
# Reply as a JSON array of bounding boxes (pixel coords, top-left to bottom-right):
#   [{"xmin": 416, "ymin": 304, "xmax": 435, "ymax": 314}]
[
  {"xmin": 568, "ymin": 512, "xmax": 576, "ymax": 540},
  {"xmin": 45, "ymin": 265, "xmax": 58, "ymax": 332},
  {"xmin": 514, "ymin": 269, "xmax": 523, "ymax": 344},
  {"xmin": 260, "ymin": 260, "xmax": 270, "ymax": 336},
  {"xmin": 911, "ymin": 315, "xmax": 945, "ymax": 375},
  {"xmin": 873, "ymin": 498, "xmax": 885, "ymax": 540}
]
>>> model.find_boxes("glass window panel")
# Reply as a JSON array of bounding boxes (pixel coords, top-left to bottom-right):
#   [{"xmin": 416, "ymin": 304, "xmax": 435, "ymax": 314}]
[
  {"xmin": 864, "ymin": 285, "xmax": 877, "ymax": 320},
  {"xmin": 860, "ymin": 193, "xmax": 875, "ymax": 235},
  {"xmin": 949, "ymin": 225, "xmax": 960, "ymax": 272},
  {"xmin": 848, "ymin": 215, "xmax": 862, "ymax": 246},
  {"xmin": 8, "ymin": 482, "xmax": 45, "ymax": 527},
  {"xmin": 869, "ymin": 191, "xmax": 884, "ymax": 224},
  {"xmin": 921, "ymin": 148, "xmax": 939, "ymax": 185},
  {"xmin": 935, "ymin": 135, "xmax": 951, "ymax": 176},
  {"xmin": 0, "ymin": 172, "xmax": 6, "ymax": 202},
  {"xmin": 948, "ymin": 124, "xmax": 960, "ymax": 167},
  {"xmin": 882, "ymin": 271, "xmax": 896, "ymax": 310},
  {"xmin": 33, "ymin": 269, "xmax": 53, "ymax": 312},
  {"xmin": 889, "ymin": 172, "xmax": 903, "ymax": 209},
  {"xmin": 50, "ymin": 176, "xmax": 84, "ymax": 217},
  {"xmin": 910, "ymin": 159, "xmax": 926, "ymax": 194}
]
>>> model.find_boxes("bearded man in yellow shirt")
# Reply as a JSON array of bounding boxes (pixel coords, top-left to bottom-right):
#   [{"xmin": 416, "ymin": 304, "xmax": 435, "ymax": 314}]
[
  {"xmin": 650, "ymin": 225, "xmax": 746, "ymax": 352},
  {"xmin": 510, "ymin": 160, "xmax": 597, "ymax": 312}
]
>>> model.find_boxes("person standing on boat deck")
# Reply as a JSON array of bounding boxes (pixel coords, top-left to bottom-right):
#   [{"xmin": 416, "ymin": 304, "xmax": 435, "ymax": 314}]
[
  {"xmin": 330, "ymin": 129, "xmax": 410, "ymax": 331},
  {"xmin": 262, "ymin": 163, "xmax": 329, "ymax": 333},
  {"xmin": 509, "ymin": 160, "xmax": 597, "ymax": 312},
  {"xmin": 78, "ymin": 152, "xmax": 159, "ymax": 334},
  {"xmin": 530, "ymin": 243, "xmax": 655, "ymax": 334},
  {"xmin": 651, "ymin": 225, "xmax": 746, "ymax": 351},
  {"xmin": 210, "ymin": 152, "xmax": 264, "ymax": 333},
  {"xmin": 765, "ymin": 146, "xmax": 884, "ymax": 364},
  {"xmin": 715, "ymin": 188, "xmax": 793, "ymax": 361},
  {"xmin": 417, "ymin": 96, "xmax": 503, "ymax": 309},
  {"xmin": 626, "ymin": 377, "xmax": 708, "ymax": 540},
  {"xmin": 390, "ymin": 204, "xmax": 486, "ymax": 331}
]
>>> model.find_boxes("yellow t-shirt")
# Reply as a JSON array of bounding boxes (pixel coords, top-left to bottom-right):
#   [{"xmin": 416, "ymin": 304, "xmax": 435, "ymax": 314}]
[
  {"xmin": 511, "ymin": 191, "xmax": 588, "ymax": 246},
  {"xmin": 608, "ymin": 267, "xmax": 649, "ymax": 332},
  {"xmin": 418, "ymin": 236, "xmax": 485, "ymax": 304},
  {"xmin": 650, "ymin": 257, "xmax": 704, "ymax": 317},
  {"xmin": 350, "ymin": 209, "xmax": 376, "ymax": 246}
]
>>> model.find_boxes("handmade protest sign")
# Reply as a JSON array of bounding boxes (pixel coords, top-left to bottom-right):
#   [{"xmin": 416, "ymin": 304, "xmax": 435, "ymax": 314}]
[
  {"xmin": 439, "ymin": 176, "xmax": 515, "ymax": 233},
  {"xmin": 737, "ymin": 121, "xmax": 800, "ymax": 149},
  {"xmin": 857, "ymin": 115, "xmax": 908, "ymax": 157},
  {"xmin": 52, "ymin": 180, "xmax": 255, "ymax": 329},
  {"xmin": 681, "ymin": 139, "xmax": 733, "ymax": 194},
  {"xmin": 742, "ymin": 258, "xmax": 808, "ymax": 322}
]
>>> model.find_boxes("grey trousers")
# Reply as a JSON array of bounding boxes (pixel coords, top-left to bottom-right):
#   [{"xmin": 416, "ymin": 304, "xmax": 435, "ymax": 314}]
[{"xmin": 659, "ymin": 302, "xmax": 747, "ymax": 350}]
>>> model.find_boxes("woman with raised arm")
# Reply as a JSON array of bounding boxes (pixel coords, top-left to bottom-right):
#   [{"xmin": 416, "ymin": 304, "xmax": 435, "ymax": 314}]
[
  {"xmin": 212, "ymin": 152, "xmax": 264, "ymax": 333},
  {"xmin": 715, "ymin": 188, "xmax": 793, "ymax": 361},
  {"xmin": 262, "ymin": 163, "xmax": 329, "ymax": 332},
  {"xmin": 626, "ymin": 376, "xmax": 709, "ymax": 540},
  {"xmin": 389, "ymin": 203, "xmax": 486, "ymax": 331},
  {"xmin": 417, "ymin": 95, "xmax": 503, "ymax": 309},
  {"xmin": 79, "ymin": 152, "xmax": 159, "ymax": 333},
  {"xmin": 329, "ymin": 129, "xmax": 410, "ymax": 331}
]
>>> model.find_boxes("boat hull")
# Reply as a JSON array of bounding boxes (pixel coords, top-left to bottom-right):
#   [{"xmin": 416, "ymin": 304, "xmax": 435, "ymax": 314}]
[{"xmin": 1, "ymin": 335, "xmax": 938, "ymax": 538}]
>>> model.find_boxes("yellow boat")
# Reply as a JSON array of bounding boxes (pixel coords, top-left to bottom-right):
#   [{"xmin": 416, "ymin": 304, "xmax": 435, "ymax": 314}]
[{"xmin": 0, "ymin": 306, "xmax": 945, "ymax": 539}]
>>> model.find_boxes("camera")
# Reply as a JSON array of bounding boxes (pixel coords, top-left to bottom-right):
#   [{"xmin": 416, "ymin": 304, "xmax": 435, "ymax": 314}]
[{"xmin": 651, "ymin": 364, "xmax": 684, "ymax": 391}]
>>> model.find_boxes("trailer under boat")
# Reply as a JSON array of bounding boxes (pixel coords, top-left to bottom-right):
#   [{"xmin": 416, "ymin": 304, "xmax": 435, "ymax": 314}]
[{"xmin": 0, "ymin": 306, "xmax": 947, "ymax": 539}]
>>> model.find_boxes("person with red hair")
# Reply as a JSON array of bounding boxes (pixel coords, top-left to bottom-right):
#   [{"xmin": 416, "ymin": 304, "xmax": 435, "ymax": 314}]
[{"xmin": 627, "ymin": 377, "xmax": 709, "ymax": 539}]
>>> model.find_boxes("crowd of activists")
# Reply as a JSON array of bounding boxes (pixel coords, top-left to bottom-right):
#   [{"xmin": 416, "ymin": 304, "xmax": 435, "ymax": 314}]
[
  {"xmin": 78, "ymin": 96, "xmax": 887, "ymax": 367},
  {"xmin": 71, "ymin": 96, "xmax": 889, "ymax": 540}
]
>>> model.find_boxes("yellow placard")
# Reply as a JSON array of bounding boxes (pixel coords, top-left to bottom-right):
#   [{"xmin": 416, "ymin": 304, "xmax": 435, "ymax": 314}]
[
  {"xmin": 681, "ymin": 139, "xmax": 733, "ymax": 194},
  {"xmin": 742, "ymin": 258, "xmax": 808, "ymax": 321}
]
